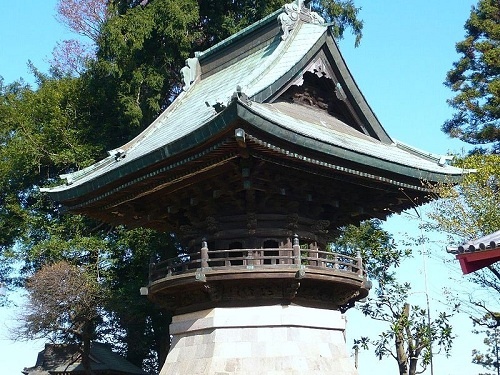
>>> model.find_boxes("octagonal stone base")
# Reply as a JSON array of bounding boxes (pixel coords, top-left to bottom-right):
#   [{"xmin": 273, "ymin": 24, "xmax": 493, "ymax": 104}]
[{"xmin": 161, "ymin": 305, "xmax": 358, "ymax": 375}]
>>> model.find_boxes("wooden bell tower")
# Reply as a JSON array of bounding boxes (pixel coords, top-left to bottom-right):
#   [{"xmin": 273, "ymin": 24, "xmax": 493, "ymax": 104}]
[{"xmin": 43, "ymin": 2, "xmax": 464, "ymax": 374}]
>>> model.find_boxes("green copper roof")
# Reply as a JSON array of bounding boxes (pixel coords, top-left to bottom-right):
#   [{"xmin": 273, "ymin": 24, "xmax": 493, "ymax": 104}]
[
  {"xmin": 237, "ymin": 101, "xmax": 464, "ymax": 181},
  {"xmin": 42, "ymin": 2, "xmax": 465, "ymax": 203}
]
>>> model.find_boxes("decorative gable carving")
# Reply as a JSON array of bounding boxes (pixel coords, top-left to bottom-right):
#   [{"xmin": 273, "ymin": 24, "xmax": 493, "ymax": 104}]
[
  {"xmin": 180, "ymin": 57, "xmax": 200, "ymax": 91},
  {"xmin": 276, "ymin": 71, "xmax": 363, "ymax": 130},
  {"xmin": 278, "ymin": 1, "xmax": 325, "ymax": 40}
]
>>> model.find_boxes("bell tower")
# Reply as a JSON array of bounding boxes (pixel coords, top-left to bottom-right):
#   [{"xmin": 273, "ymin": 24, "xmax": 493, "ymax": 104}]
[{"xmin": 43, "ymin": 2, "xmax": 464, "ymax": 374}]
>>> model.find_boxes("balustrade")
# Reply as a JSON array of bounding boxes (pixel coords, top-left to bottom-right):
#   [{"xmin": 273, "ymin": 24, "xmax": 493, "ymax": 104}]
[{"xmin": 149, "ymin": 244, "xmax": 365, "ymax": 282}]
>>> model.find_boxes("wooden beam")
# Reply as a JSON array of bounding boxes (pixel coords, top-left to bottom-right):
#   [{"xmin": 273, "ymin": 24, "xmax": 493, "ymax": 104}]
[{"xmin": 456, "ymin": 248, "xmax": 500, "ymax": 274}]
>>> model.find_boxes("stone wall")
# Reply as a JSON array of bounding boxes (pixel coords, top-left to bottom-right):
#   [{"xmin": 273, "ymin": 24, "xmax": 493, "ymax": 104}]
[{"xmin": 161, "ymin": 305, "xmax": 358, "ymax": 375}]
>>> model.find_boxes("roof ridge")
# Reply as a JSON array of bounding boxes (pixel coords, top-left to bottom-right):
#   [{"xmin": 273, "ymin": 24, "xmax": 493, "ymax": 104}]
[
  {"xmin": 196, "ymin": 8, "xmax": 284, "ymax": 61},
  {"xmin": 243, "ymin": 22, "xmax": 325, "ymax": 96}
]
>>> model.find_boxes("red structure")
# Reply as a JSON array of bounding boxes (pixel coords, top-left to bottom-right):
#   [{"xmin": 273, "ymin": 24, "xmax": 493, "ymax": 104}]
[{"xmin": 447, "ymin": 230, "xmax": 500, "ymax": 274}]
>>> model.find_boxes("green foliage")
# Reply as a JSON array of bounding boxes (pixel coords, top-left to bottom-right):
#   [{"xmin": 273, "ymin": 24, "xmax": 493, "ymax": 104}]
[
  {"xmin": 331, "ymin": 219, "xmax": 411, "ymax": 282},
  {"xmin": 428, "ymin": 153, "xmax": 500, "ymax": 374},
  {"xmin": 99, "ymin": 227, "xmax": 177, "ymax": 372},
  {"xmin": 0, "ymin": 77, "xmax": 98, "ymax": 255},
  {"xmin": 311, "ymin": 0, "xmax": 363, "ymax": 46},
  {"xmin": 428, "ymin": 153, "xmax": 500, "ymax": 239},
  {"xmin": 0, "ymin": 74, "xmax": 176, "ymax": 371},
  {"xmin": 197, "ymin": 0, "xmax": 286, "ymax": 49},
  {"xmin": 472, "ymin": 313, "xmax": 500, "ymax": 374},
  {"xmin": 443, "ymin": 0, "xmax": 500, "ymax": 151},
  {"xmin": 333, "ymin": 220, "xmax": 453, "ymax": 375},
  {"xmin": 358, "ymin": 283, "xmax": 454, "ymax": 375},
  {"xmin": 82, "ymin": 0, "xmax": 201, "ymax": 144}
]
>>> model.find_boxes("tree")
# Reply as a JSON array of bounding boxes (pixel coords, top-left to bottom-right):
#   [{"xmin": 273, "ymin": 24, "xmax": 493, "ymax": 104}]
[
  {"xmin": 311, "ymin": 0, "xmax": 363, "ymax": 46},
  {"xmin": 428, "ymin": 153, "xmax": 500, "ymax": 239},
  {"xmin": 471, "ymin": 311, "xmax": 500, "ymax": 375},
  {"xmin": 443, "ymin": 0, "xmax": 500, "ymax": 151},
  {"xmin": 334, "ymin": 220, "xmax": 454, "ymax": 375},
  {"xmin": 0, "ymin": 76, "xmax": 97, "ymax": 257},
  {"xmin": 428, "ymin": 153, "xmax": 500, "ymax": 298},
  {"xmin": 84, "ymin": 0, "xmax": 364, "ymax": 142},
  {"xmin": 357, "ymin": 282, "xmax": 454, "ymax": 375},
  {"xmin": 50, "ymin": 0, "xmax": 109, "ymax": 77},
  {"xmin": 2, "ymin": 1, "xmax": 367, "ymax": 372},
  {"xmin": 56, "ymin": 0, "xmax": 108, "ymax": 42},
  {"xmin": 17, "ymin": 261, "xmax": 103, "ymax": 374},
  {"xmin": 439, "ymin": 0, "xmax": 500, "ymax": 369},
  {"xmin": 103, "ymin": 227, "xmax": 178, "ymax": 373},
  {"xmin": 428, "ymin": 153, "xmax": 500, "ymax": 374},
  {"xmin": 0, "ymin": 73, "xmax": 172, "ymax": 372}
]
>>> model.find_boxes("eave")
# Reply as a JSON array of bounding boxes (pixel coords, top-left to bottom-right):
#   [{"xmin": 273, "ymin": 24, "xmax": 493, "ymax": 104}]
[
  {"xmin": 448, "ymin": 230, "xmax": 500, "ymax": 274},
  {"xmin": 236, "ymin": 101, "xmax": 463, "ymax": 184},
  {"xmin": 456, "ymin": 248, "xmax": 500, "ymax": 275},
  {"xmin": 43, "ymin": 99, "xmax": 464, "ymax": 210}
]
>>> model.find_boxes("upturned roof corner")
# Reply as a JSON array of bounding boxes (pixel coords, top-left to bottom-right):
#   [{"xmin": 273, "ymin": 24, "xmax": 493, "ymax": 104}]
[{"xmin": 42, "ymin": 1, "xmax": 467, "ymax": 219}]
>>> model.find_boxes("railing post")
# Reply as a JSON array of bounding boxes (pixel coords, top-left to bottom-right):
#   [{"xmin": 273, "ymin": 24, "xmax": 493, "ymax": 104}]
[
  {"xmin": 293, "ymin": 234, "xmax": 301, "ymax": 265},
  {"xmin": 201, "ymin": 238, "xmax": 209, "ymax": 269},
  {"xmin": 356, "ymin": 250, "xmax": 363, "ymax": 277},
  {"xmin": 311, "ymin": 246, "xmax": 319, "ymax": 267},
  {"xmin": 246, "ymin": 251, "xmax": 254, "ymax": 269}
]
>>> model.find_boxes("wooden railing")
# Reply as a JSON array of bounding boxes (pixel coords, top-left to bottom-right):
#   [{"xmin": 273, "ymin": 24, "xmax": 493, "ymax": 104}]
[{"xmin": 149, "ymin": 244, "xmax": 365, "ymax": 282}]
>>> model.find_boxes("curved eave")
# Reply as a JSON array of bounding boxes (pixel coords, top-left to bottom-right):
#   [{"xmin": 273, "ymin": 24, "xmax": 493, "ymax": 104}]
[
  {"xmin": 236, "ymin": 101, "xmax": 464, "ymax": 184},
  {"xmin": 44, "ymin": 99, "xmax": 464, "ymax": 207},
  {"xmin": 43, "ymin": 103, "xmax": 240, "ymax": 203}
]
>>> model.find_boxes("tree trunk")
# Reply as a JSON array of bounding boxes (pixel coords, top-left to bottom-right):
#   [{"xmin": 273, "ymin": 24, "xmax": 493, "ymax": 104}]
[
  {"xmin": 124, "ymin": 317, "xmax": 150, "ymax": 367},
  {"xmin": 408, "ymin": 357, "xmax": 418, "ymax": 375},
  {"xmin": 395, "ymin": 303, "xmax": 411, "ymax": 375},
  {"xmin": 396, "ymin": 335, "xmax": 408, "ymax": 375},
  {"xmin": 153, "ymin": 310, "xmax": 172, "ymax": 370},
  {"xmin": 82, "ymin": 334, "xmax": 92, "ymax": 375},
  {"xmin": 81, "ymin": 321, "xmax": 94, "ymax": 375}
]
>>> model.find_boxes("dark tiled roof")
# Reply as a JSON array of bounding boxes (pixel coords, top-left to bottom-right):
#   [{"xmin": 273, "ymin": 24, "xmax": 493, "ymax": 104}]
[
  {"xmin": 447, "ymin": 230, "xmax": 500, "ymax": 254},
  {"xmin": 22, "ymin": 342, "xmax": 147, "ymax": 375},
  {"xmin": 447, "ymin": 230, "xmax": 500, "ymax": 274}
]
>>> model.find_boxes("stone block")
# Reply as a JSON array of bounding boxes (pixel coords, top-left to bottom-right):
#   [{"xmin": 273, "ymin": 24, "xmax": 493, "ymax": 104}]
[{"xmin": 160, "ymin": 305, "xmax": 358, "ymax": 375}]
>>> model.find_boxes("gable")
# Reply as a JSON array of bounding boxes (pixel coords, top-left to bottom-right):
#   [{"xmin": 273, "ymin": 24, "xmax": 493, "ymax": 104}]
[
  {"xmin": 251, "ymin": 31, "xmax": 393, "ymax": 144},
  {"xmin": 41, "ymin": 2, "xmax": 463, "ymax": 206}
]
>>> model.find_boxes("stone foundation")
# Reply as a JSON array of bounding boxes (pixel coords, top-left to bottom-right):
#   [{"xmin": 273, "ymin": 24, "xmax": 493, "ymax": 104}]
[{"xmin": 161, "ymin": 305, "xmax": 358, "ymax": 375}]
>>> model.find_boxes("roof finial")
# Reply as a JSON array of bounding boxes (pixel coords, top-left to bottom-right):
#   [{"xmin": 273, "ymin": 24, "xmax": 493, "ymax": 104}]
[{"xmin": 278, "ymin": 1, "xmax": 324, "ymax": 40}]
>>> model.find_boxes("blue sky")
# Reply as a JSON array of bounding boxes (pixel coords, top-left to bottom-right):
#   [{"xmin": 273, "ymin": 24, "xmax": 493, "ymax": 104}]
[{"xmin": 0, "ymin": 1, "xmax": 487, "ymax": 374}]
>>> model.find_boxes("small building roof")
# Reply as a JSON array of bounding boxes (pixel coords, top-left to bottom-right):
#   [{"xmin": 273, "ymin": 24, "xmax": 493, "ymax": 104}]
[
  {"xmin": 22, "ymin": 342, "xmax": 147, "ymax": 375},
  {"xmin": 447, "ymin": 230, "xmax": 500, "ymax": 274}
]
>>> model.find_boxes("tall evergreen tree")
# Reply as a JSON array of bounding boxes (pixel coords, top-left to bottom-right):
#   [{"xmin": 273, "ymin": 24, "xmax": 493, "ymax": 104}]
[
  {"xmin": 443, "ymin": 0, "xmax": 500, "ymax": 152},
  {"xmin": 2, "ymin": 0, "xmax": 366, "ymax": 371}
]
